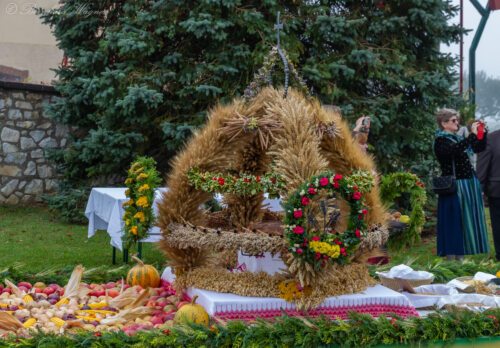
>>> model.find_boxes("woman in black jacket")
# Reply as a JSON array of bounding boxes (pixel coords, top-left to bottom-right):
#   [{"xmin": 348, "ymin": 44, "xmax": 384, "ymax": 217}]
[{"xmin": 434, "ymin": 109, "xmax": 489, "ymax": 260}]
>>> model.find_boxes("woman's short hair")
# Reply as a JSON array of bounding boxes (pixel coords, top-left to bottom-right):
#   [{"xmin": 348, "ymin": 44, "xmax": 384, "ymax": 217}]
[{"xmin": 436, "ymin": 108, "xmax": 459, "ymax": 130}]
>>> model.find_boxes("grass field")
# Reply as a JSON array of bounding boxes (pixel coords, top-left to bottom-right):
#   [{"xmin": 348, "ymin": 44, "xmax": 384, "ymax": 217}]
[
  {"xmin": 0, "ymin": 205, "xmax": 165, "ymax": 273},
  {"xmin": 0, "ymin": 204, "xmax": 497, "ymax": 275}
]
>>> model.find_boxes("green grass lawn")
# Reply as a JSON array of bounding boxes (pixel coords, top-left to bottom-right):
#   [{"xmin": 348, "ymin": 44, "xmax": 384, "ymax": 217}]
[{"xmin": 0, "ymin": 205, "xmax": 165, "ymax": 273}]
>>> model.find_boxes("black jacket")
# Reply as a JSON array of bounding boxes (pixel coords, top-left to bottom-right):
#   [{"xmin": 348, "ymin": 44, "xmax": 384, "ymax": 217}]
[
  {"xmin": 434, "ymin": 133, "xmax": 487, "ymax": 180},
  {"xmin": 477, "ymin": 130, "xmax": 500, "ymax": 198}
]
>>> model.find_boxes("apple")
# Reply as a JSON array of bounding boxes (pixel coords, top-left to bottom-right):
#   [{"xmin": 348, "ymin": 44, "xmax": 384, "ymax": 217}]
[
  {"xmin": 108, "ymin": 289, "xmax": 119, "ymax": 298},
  {"xmin": 18, "ymin": 286, "xmax": 29, "ymax": 294},
  {"xmin": 17, "ymin": 282, "xmax": 32, "ymax": 289},
  {"xmin": 42, "ymin": 287, "xmax": 55, "ymax": 295},
  {"xmin": 150, "ymin": 316, "xmax": 164, "ymax": 325},
  {"xmin": 33, "ymin": 282, "xmax": 46, "ymax": 290},
  {"xmin": 104, "ymin": 282, "xmax": 116, "ymax": 289},
  {"xmin": 34, "ymin": 287, "xmax": 42, "ymax": 294},
  {"xmin": 2, "ymin": 288, "xmax": 12, "ymax": 294}
]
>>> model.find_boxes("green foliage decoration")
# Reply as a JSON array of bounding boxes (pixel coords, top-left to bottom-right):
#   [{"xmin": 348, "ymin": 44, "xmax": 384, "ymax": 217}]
[
  {"xmin": 37, "ymin": 1, "xmax": 461, "ymax": 219},
  {"xmin": 1, "ymin": 311, "xmax": 500, "ymax": 347},
  {"xmin": 380, "ymin": 172, "xmax": 427, "ymax": 248},
  {"xmin": 122, "ymin": 157, "xmax": 161, "ymax": 249},
  {"xmin": 187, "ymin": 169, "xmax": 286, "ymax": 198}
]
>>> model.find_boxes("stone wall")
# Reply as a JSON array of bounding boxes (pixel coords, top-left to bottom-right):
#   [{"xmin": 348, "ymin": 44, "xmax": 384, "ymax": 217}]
[{"xmin": 0, "ymin": 81, "xmax": 67, "ymax": 204}]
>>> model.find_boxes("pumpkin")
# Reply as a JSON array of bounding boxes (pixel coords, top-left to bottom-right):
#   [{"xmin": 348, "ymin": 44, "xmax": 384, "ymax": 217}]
[
  {"xmin": 173, "ymin": 295, "xmax": 209, "ymax": 326},
  {"xmin": 126, "ymin": 255, "xmax": 161, "ymax": 288}
]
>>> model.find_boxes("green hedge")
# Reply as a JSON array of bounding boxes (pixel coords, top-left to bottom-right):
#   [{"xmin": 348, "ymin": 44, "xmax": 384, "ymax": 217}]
[{"xmin": 2, "ymin": 311, "xmax": 500, "ymax": 347}]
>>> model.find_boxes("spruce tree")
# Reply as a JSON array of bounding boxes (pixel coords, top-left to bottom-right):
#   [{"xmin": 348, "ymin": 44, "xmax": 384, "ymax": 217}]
[{"xmin": 39, "ymin": 1, "xmax": 461, "ymax": 220}]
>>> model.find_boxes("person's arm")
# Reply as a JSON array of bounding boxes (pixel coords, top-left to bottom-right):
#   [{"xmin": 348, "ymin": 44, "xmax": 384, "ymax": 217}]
[{"xmin": 476, "ymin": 138, "xmax": 492, "ymax": 193}]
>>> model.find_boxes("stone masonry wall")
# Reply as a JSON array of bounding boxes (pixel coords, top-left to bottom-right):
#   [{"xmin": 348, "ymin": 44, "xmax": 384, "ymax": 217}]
[{"xmin": 0, "ymin": 82, "xmax": 67, "ymax": 204}]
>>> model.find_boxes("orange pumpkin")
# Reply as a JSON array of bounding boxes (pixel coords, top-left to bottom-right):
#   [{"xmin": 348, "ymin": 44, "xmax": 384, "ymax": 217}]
[{"xmin": 126, "ymin": 255, "xmax": 161, "ymax": 288}]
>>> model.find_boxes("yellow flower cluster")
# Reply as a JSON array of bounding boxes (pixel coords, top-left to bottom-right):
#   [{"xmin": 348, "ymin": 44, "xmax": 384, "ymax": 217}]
[
  {"xmin": 138, "ymin": 184, "xmax": 150, "ymax": 192},
  {"xmin": 278, "ymin": 280, "xmax": 311, "ymax": 302},
  {"xmin": 134, "ymin": 211, "xmax": 145, "ymax": 223},
  {"xmin": 309, "ymin": 241, "xmax": 341, "ymax": 259},
  {"xmin": 137, "ymin": 173, "xmax": 149, "ymax": 181},
  {"xmin": 136, "ymin": 196, "xmax": 149, "ymax": 208}
]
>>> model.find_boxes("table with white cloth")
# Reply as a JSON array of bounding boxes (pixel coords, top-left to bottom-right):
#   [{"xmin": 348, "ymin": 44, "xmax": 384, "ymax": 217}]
[
  {"xmin": 162, "ymin": 267, "xmax": 419, "ymax": 320},
  {"xmin": 85, "ymin": 187, "xmax": 283, "ymax": 263},
  {"xmin": 85, "ymin": 187, "xmax": 165, "ymax": 263}
]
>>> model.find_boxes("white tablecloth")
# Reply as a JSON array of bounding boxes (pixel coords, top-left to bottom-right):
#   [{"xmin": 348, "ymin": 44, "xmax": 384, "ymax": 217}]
[
  {"xmin": 85, "ymin": 188, "xmax": 283, "ymax": 251},
  {"xmin": 85, "ymin": 188, "xmax": 165, "ymax": 250}
]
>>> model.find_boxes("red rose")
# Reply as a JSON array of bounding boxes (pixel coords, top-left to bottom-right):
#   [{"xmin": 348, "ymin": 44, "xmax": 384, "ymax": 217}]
[
  {"xmin": 312, "ymin": 236, "xmax": 320, "ymax": 241},
  {"xmin": 340, "ymin": 247, "xmax": 346, "ymax": 255},
  {"xmin": 353, "ymin": 185, "xmax": 359, "ymax": 191},
  {"xmin": 301, "ymin": 196, "xmax": 310, "ymax": 206},
  {"xmin": 335, "ymin": 240, "xmax": 342, "ymax": 245},
  {"xmin": 218, "ymin": 177, "xmax": 225, "ymax": 185},
  {"xmin": 355, "ymin": 229, "xmax": 361, "ymax": 238},
  {"xmin": 358, "ymin": 214, "xmax": 364, "ymax": 220},
  {"xmin": 308, "ymin": 187, "xmax": 317, "ymax": 195},
  {"xmin": 323, "ymin": 255, "xmax": 329, "ymax": 260},
  {"xmin": 334, "ymin": 174, "xmax": 343, "ymax": 181},
  {"xmin": 352, "ymin": 191, "xmax": 362, "ymax": 200},
  {"xmin": 256, "ymin": 176, "xmax": 261, "ymax": 183},
  {"xmin": 243, "ymin": 178, "xmax": 250, "ymax": 183},
  {"xmin": 293, "ymin": 226, "xmax": 304, "ymax": 234},
  {"xmin": 315, "ymin": 252, "xmax": 321, "ymax": 260},
  {"xmin": 296, "ymin": 248, "xmax": 303, "ymax": 255},
  {"xmin": 333, "ymin": 182, "xmax": 340, "ymax": 189},
  {"xmin": 319, "ymin": 177, "xmax": 329, "ymax": 186},
  {"xmin": 362, "ymin": 209, "xmax": 368, "ymax": 215},
  {"xmin": 293, "ymin": 209, "xmax": 303, "ymax": 219}
]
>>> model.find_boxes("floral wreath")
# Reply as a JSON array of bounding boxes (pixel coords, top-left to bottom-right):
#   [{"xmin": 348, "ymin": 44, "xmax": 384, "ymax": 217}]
[
  {"xmin": 380, "ymin": 172, "xmax": 427, "ymax": 248},
  {"xmin": 123, "ymin": 157, "xmax": 161, "ymax": 249},
  {"xmin": 283, "ymin": 171, "xmax": 369, "ymax": 270},
  {"xmin": 187, "ymin": 169, "xmax": 286, "ymax": 198}
]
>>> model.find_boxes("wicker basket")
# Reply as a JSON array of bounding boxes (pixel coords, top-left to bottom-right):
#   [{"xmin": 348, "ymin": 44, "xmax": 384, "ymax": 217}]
[{"xmin": 378, "ymin": 274, "xmax": 433, "ymax": 292}]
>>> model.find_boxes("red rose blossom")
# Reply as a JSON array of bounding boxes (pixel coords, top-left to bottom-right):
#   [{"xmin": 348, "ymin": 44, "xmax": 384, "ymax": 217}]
[
  {"xmin": 256, "ymin": 176, "xmax": 261, "ymax": 183},
  {"xmin": 355, "ymin": 229, "xmax": 361, "ymax": 238},
  {"xmin": 333, "ymin": 182, "xmax": 340, "ymax": 189},
  {"xmin": 308, "ymin": 187, "xmax": 317, "ymax": 195},
  {"xmin": 319, "ymin": 177, "xmax": 329, "ymax": 186},
  {"xmin": 218, "ymin": 177, "xmax": 225, "ymax": 185},
  {"xmin": 315, "ymin": 252, "xmax": 321, "ymax": 260},
  {"xmin": 296, "ymin": 248, "xmax": 303, "ymax": 255},
  {"xmin": 293, "ymin": 226, "xmax": 305, "ymax": 234},
  {"xmin": 362, "ymin": 209, "xmax": 368, "ymax": 215},
  {"xmin": 301, "ymin": 196, "xmax": 310, "ymax": 206},
  {"xmin": 293, "ymin": 210, "xmax": 303, "ymax": 219},
  {"xmin": 340, "ymin": 247, "xmax": 346, "ymax": 254},
  {"xmin": 352, "ymin": 191, "xmax": 362, "ymax": 200},
  {"xmin": 334, "ymin": 174, "xmax": 343, "ymax": 181}
]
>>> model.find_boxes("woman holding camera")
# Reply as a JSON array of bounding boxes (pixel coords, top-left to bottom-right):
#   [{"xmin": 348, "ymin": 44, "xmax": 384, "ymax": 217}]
[{"xmin": 434, "ymin": 109, "xmax": 489, "ymax": 260}]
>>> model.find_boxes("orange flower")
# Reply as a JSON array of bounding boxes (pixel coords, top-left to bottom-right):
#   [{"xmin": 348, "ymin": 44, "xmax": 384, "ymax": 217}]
[
  {"xmin": 134, "ymin": 211, "xmax": 145, "ymax": 223},
  {"xmin": 130, "ymin": 226, "xmax": 138, "ymax": 235},
  {"xmin": 136, "ymin": 196, "xmax": 149, "ymax": 208}
]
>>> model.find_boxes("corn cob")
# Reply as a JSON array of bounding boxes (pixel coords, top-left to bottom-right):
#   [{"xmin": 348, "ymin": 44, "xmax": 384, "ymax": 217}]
[
  {"xmin": 55, "ymin": 297, "xmax": 69, "ymax": 306},
  {"xmin": 0, "ymin": 303, "xmax": 9, "ymax": 308},
  {"xmin": 50, "ymin": 317, "xmax": 66, "ymax": 327},
  {"xmin": 77, "ymin": 309, "xmax": 115, "ymax": 316},
  {"xmin": 23, "ymin": 295, "xmax": 34, "ymax": 304},
  {"xmin": 87, "ymin": 302, "xmax": 108, "ymax": 309},
  {"xmin": 23, "ymin": 318, "xmax": 37, "ymax": 328},
  {"xmin": 76, "ymin": 315, "xmax": 101, "ymax": 322}
]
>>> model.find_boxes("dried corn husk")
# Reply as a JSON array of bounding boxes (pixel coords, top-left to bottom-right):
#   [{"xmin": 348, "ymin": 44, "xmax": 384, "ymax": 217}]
[
  {"xmin": 64, "ymin": 265, "xmax": 85, "ymax": 298},
  {"xmin": 4, "ymin": 280, "xmax": 24, "ymax": 297},
  {"xmin": 108, "ymin": 287, "xmax": 139, "ymax": 309},
  {"xmin": 125, "ymin": 288, "xmax": 152, "ymax": 309},
  {"xmin": 100, "ymin": 306, "xmax": 153, "ymax": 325},
  {"xmin": 0, "ymin": 312, "xmax": 23, "ymax": 332}
]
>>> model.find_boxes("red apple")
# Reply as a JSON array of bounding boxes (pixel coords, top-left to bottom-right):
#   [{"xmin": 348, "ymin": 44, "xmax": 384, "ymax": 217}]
[
  {"xmin": 34, "ymin": 288, "xmax": 42, "ymax": 294},
  {"xmin": 108, "ymin": 289, "xmax": 119, "ymax": 298},
  {"xmin": 104, "ymin": 282, "xmax": 116, "ymax": 289},
  {"xmin": 18, "ymin": 286, "xmax": 29, "ymax": 293},
  {"xmin": 150, "ymin": 316, "xmax": 164, "ymax": 325},
  {"xmin": 2, "ymin": 288, "xmax": 12, "ymax": 294},
  {"xmin": 43, "ymin": 287, "xmax": 55, "ymax": 295},
  {"xmin": 17, "ymin": 282, "xmax": 32, "ymax": 289}
]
